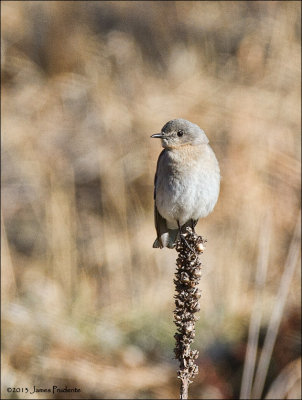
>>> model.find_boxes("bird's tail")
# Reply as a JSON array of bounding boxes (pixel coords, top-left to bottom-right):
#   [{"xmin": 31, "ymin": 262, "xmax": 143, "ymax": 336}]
[
  {"xmin": 153, "ymin": 219, "xmax": 197, "ymax": 249},
  {"xmin": 152, "ymin": 229, "xmax": 179, "ymax": 249}
]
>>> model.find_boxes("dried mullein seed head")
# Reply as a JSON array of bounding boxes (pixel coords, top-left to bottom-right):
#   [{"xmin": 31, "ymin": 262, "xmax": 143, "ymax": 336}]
[{"xmin": 174, "ymin": 229, "xmax": 206, "ymax": 397}]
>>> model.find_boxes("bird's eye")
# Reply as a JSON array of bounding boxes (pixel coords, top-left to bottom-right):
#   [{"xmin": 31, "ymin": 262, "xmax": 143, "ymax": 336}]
[{"xmin": 177, "ymin": 130, "xmax": 184, "ymax": 137}]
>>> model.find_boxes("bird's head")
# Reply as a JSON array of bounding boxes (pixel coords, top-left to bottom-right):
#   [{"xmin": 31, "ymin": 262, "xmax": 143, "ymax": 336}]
[{"xmin": 151, "ymin": 119, "xmax": 209, "ymax": 149}]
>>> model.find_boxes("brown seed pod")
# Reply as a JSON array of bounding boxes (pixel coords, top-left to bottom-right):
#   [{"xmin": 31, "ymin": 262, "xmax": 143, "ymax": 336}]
[
  {"xmin": 196, "ymin": 242, "xmax": 205, "ymax": 253},
  {"xmin": 193, "ymin": 269, "xmax": 202, "ymax": 278}
]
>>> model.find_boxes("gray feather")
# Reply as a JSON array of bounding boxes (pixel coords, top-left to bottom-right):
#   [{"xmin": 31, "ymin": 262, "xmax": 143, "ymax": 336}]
[{"xmin": 153, "ymin": 206, "xmax": 179, "ymax": 248}]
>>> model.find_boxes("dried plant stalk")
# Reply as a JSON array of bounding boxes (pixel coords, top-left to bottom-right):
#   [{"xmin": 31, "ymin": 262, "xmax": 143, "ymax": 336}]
[{"xmin": 174, "ymin": 227, "xmax": 206, "ymax": 400}]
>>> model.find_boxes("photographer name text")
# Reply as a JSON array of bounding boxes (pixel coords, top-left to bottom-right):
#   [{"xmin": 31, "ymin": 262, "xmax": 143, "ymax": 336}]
[{"xmin": 7, "ymin": 386, "xmax": 81, "ymax": 395}]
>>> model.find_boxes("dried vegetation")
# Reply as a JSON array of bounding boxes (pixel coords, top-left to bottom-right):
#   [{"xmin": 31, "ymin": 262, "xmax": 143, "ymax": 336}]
[{"xmin": 1, "ymin": 2, "xmax": 301, "ymax": 399}]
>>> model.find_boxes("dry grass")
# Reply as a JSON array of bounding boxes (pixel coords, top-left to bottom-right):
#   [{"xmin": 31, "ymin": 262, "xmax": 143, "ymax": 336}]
[{"xmin": 1, "ymin": 2, "xmax": 301, "ymax": 399}]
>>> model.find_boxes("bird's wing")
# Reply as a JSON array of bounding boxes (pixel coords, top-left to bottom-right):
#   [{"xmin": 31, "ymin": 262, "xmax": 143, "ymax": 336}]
[
  {"xmin": 153, "ymin": 206, "xmax": 168, "ymax": 248},
  {"xmin": 154, "ymin": 150, "xmax": 167, "ymax": 247},
  {"xmin": 154, "ymin": 149, "xmax": 166, "ymax": 200},
  {"xmin": 192, "ymin": 219, "xmax": 198, "ymax": 228}
]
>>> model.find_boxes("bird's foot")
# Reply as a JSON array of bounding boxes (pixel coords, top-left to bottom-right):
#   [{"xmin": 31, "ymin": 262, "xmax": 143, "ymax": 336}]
[{"xmin": 179, "ymin": 232, "xmax": 196, "ymax": 254}]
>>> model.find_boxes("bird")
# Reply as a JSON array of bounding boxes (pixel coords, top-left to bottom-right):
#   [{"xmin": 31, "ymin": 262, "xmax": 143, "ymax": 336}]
[{"xmin": 151, "ymin": 118, "xmax": 220, "ymax": 249}]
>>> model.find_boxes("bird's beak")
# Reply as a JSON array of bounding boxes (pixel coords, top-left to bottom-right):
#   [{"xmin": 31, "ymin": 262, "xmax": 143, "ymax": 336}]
[{"xmin": 151, "ymin": 133, "xmax": 164, "ymax": 139}]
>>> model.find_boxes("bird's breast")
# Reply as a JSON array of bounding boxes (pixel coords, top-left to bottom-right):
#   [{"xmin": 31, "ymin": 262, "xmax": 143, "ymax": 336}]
[{"xmin": 155, "ymin": 144, "xmax": 220, "ymax": 224}]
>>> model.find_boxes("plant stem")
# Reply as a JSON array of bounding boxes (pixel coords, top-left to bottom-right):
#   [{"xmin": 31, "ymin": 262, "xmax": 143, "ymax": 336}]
[{"xmin": 180, "ymin": 377, "xmax": 189, "ymax": 399}]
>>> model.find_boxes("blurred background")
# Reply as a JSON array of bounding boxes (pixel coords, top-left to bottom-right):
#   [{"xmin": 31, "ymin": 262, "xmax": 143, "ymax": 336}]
[{"xmin": 1, "ymin": 1, "xmax": 301, "ymax": 399}]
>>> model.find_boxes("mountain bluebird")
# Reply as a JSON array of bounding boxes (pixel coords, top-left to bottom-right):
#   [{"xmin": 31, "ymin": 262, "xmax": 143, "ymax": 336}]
[{"xmin": 151, "ymin": 119, "xmax": 220, "ymax": 249}]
